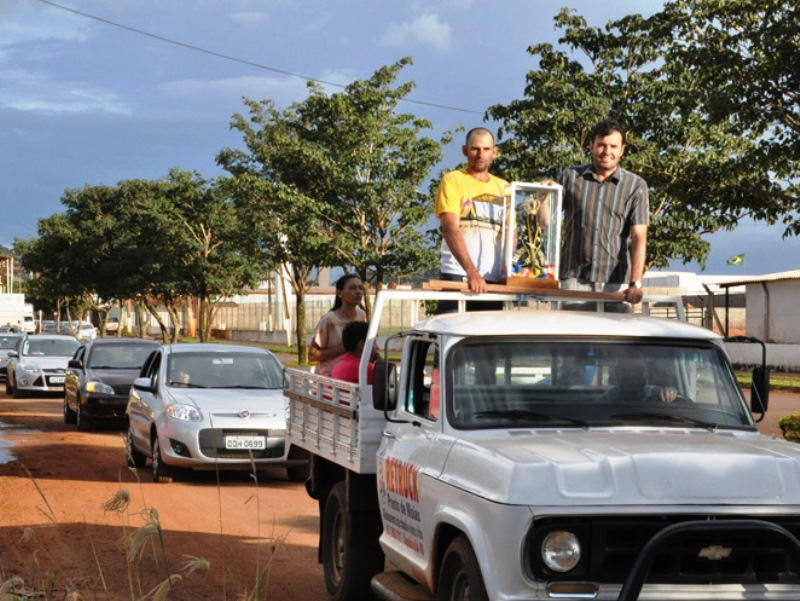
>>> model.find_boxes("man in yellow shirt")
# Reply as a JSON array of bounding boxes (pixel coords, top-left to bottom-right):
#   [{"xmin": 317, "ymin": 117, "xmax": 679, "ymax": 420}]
[{"xmin": 435, "ymin": 127, "xmax": 508, "ymax": 312}]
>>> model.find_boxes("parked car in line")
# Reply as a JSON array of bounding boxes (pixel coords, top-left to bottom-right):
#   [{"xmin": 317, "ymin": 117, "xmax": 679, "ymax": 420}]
[
  {"xmin": 60, "ymin": 320, "xmax": 97, "ymax": 341},
  {"xmin": 39, "ymin": 320, "xmax": 57, "ymax": 334},
  {"xmin": 0, "ymin": 334, "xmax": 23, "ymax": 382},
  {"xmin": 5, "ymin": 334, "xmax": 81, "ymax": 398},
  {"xmin": 126, "ymin": 343, "xmax": 308, "ymax": 483},
  {"xmin": 105, "ymin": 317, "xmax": 120, "ymax": 333},
  {"xmin": 64, "ymin": 337, "xmax": 160, "ymax": 431}
]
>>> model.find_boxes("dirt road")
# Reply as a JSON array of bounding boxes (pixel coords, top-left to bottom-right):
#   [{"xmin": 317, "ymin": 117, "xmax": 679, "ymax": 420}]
[
  {"xmin": 1, "ymin": 387, "xmax": 799, "ymax": 600},
  {"xmin": 0, "ymin": 392, "xmax": 327, "ymax": 601}
]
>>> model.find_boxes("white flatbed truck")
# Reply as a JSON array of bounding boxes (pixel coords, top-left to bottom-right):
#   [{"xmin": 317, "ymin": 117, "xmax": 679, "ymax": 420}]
[{"xmin": 286, "ymin": 289, "xmax": 799, "ymax": 601}]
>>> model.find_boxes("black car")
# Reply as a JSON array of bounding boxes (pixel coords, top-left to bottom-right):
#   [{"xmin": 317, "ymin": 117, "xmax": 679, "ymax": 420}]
[
  {"xmin": 0, "ymin": 334, "xmax": 23, "ymax": 382},
  {"xmin": 64, "ymin": 337, "xmax": 160, "ymax": 430}
]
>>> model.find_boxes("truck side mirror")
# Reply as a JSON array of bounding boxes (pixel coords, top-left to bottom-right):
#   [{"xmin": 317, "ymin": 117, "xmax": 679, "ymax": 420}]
[
  {"xmin": 751, "ymin": 365, "xmax": 770, "ymax": 414},
  {"xmin": 372, "ymin": 361, "xmax": 397, "ymax": 411}
]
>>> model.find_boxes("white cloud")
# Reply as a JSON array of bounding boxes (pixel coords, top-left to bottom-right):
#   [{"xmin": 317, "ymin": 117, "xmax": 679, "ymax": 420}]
[
  {"xmin": 381, "ymin": 13, "xmax": 454, "ymax": 53},
  {"xmin": 0, "ymin": 84, "xmax": 129, "ymax": 115},
  {"xmin": 229, "ymin": 11, "xmax": 269, "ymax": 26}
]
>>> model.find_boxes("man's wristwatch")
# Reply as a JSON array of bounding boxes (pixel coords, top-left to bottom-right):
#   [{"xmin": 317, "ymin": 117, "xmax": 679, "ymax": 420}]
[{"xmin": 629, "ymin": 280, "xmax": 643, "ymax": 290}]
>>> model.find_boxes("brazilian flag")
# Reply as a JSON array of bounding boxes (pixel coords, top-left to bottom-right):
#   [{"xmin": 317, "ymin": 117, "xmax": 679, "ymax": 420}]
[{"xmin": 726, "ymin": 254, "xmax": 745, "ymax": 266}]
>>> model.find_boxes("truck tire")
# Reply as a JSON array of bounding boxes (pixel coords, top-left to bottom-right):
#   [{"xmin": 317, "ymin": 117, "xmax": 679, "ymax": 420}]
[
  {"xmin": 322, "ymin": 481, "xmax": 384, "ymax": 601},
  {"xmin": 436, "ymin": 535, "xmax": 488, "ymax": 601}
]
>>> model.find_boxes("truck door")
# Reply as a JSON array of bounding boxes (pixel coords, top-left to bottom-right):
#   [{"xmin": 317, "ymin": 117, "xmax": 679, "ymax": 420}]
[{"xmin": 377, "ymin": 338, "xmax": 448, "ymax": 563}]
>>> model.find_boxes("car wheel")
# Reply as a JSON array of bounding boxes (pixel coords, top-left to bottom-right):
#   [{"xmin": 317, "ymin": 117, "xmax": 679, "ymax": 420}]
[
  {"xmin": 321, "ymin": 481, "xmax": 384, "ymax": 601},
  {"xmin": 5, "ymin": 376, "xmax": 12, "ymax": 396},
  {"xmin": 126, "ymin": 427, "xmax": 147, "ymax": 469},
  {"xmin": 76, "ymin": 396, "xmax": 93, "ymax": 432},
  {"xmin": 287, "ymin": 464, "xmax": 310, "ymax": 483},
  {"xmin": 436, "ymin": 535, "xmax": 489, "ymax": 601},
  {"xmin": 13, "ymin": 384, "xmax": 26, "ymax": 399},
  {"xmin": 64, "ymin": 393, "xmax": 77, "ymax": 424},
  {"xmin": 151, "ymin": 435, "xmax": 175, "ymax": 483}
]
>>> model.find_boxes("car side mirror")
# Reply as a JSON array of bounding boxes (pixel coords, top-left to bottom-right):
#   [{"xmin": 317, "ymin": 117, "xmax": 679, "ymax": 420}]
[
  {"xmin": 132, "ymin": 377, "xmax": 154, "ymax": 393},
  {"xmin": 68, "ymin": 359, "xmax": 83, "ymax": 369},
  {"xmin": 372, "ymin": 361, "xmax": 397, "ymax": 411},
  {"xmin": 7, "ymin": 351, "xmax": 18, "ymax": 359}
]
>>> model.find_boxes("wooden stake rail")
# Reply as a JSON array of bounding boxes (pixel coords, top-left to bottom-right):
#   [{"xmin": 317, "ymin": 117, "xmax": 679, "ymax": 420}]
[{"xmin": 424, "ymin": 279, "xmax": 626, "ymax": 302}]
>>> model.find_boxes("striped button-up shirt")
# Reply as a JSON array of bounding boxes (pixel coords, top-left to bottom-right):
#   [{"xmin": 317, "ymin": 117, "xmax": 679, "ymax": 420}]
[{"xmin": 559, "ymin": 164, "xmax": 649, "ymax": 284}]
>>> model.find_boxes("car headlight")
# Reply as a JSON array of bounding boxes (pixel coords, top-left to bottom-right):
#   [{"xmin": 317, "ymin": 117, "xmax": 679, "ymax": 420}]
[
  {"xmin": 86, "ymin": 381, "xmax": 115, "ymax": 395},
  {"xmin": 20, "ymin": 363, "xmax": 42, "ymax": 375},
  {"xmin": 541, "ymin": 531, "xmax": 581, "ymax": 573},
  {"xmin": 166, "ymin": 404, "xmax": 202, "ymax": 422}
]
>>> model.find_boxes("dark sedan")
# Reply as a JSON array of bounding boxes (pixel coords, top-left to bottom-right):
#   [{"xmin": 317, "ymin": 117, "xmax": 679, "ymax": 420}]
[{"xmin": 64, "ymin": 338, "xmax": 160, "ymax": 431}]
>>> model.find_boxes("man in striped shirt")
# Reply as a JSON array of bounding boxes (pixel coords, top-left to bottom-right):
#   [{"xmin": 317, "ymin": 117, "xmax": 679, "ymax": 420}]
[{"xmin": 557, "ymin": 118, "xmax": 649, "ymax": 312}]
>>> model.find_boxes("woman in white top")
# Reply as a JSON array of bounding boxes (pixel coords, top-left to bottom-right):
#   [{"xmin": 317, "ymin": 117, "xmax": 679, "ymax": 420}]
[{"xmin": 309, "ymin": 273, "xmax": 367, "ymax": 376}]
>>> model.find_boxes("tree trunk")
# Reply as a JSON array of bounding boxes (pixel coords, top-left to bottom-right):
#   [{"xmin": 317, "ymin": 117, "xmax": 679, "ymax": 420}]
[{"xmin": 294, "ymin": 290, "xmax": 307, "ymax": 365}]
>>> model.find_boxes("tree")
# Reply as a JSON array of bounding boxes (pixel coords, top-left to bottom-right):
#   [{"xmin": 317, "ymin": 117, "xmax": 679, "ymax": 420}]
[
  {"xmin": 219, "ymin": 58, "xmax": 442, "ymax": 362},
  {"xmin": 661, "ymin": 0, "xmax": 799, "ymax": 235},
  {"xmin": 17, "ymin": 172, "xmax": 262, "ymax": 342},
  {"xmin": 292, "ymin": 59, "xmax": 443, "ymax": 299},
  {"xmin": 487, "ymin": 6, "xmax": 798, "ymax": 269}
]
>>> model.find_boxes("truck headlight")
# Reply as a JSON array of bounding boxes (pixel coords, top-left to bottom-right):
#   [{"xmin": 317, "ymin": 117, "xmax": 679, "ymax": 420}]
[
  {"xmin": 166, "ymin": 404, "xmax": 202, "ymax": 422},
  {"xmin": 541, "ymin": 531, "xmax": 581, "ymax": 572}
]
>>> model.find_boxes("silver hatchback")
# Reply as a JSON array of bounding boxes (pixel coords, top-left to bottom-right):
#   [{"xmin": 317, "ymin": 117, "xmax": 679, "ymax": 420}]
[
  {"xmin": 125, "ymin": 343, "xmax": 308, "ymax": 483},
  {"xmin": 5, "ymin": 334, "xmax": 81, "ymax": 398}
]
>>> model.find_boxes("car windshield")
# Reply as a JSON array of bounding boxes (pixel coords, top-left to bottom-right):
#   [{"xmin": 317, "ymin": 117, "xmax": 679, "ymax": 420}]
[
  {"xmin": 166, "ymin": 352, "xmax": 284, "ymax": 389},
  {"xmin": 0, "ymin": 336, "xmax": 21, "ymax": 350},
  {"xmin": 23, "ymin": 337, "xmax": 80, "ymax": 357},
  {"xmin": 446, "ymin": 339, "xmax": 753, "ymax": 430},
  {"xmin": 88, "ymin": 344, "xmax": 155, "ymax": 369}
]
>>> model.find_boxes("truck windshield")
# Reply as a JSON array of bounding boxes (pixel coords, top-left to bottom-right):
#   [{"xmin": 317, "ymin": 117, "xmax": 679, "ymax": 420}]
[{"xmin": 447, "ymin": 340, "xmax": 753, "ymax": 430}]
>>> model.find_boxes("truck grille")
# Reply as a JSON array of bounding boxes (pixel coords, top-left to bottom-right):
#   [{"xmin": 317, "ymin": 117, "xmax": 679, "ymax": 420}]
[{"xmin": 528, "ymin": 516, "xmax": 800, "ymax": 585}]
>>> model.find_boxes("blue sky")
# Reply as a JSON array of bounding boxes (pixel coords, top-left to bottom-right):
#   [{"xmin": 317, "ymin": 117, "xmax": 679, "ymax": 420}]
[{"xmin": 2, "ymin": 0, "xmax": 797, "ymax": 276}]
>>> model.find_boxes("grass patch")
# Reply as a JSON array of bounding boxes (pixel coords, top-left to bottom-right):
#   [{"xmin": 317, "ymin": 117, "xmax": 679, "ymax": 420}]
[{"xmin": 736, "ymin": 372, "xmax": 800, "ymax": 393}]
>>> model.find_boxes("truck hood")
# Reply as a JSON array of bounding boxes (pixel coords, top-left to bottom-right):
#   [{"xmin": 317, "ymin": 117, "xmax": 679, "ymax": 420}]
[{"xmin": 439, "ymin": 429, "xmax": 800, "ymax": 507}]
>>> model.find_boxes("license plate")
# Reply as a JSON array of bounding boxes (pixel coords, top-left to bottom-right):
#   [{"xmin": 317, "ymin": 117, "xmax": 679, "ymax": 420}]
[
  {"xmin": 225, "ymin": 435, "xmax": 265, "ymax": 450},
  {"xmin": 49, "ymin": 376, "xmax": 65, "ymax": 384}
]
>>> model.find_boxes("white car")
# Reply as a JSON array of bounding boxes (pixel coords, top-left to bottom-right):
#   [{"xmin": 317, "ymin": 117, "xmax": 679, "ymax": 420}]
[
  {"xmin": 126, "ymin": 343, "xmax": 308, "ymax": 483},
  {"xmin": 5, "ymin": 334, "xmax": 81, "ymax": 398}
]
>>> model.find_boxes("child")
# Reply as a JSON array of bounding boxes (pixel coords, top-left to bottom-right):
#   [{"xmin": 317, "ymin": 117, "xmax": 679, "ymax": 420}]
[{"xmin": 331, "ymin": 321, "xmax": 374, "ymax": 384}]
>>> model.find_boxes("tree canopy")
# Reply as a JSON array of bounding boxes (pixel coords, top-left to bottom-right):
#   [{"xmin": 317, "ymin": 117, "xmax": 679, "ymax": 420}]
[
  {"xmin": 218, "ymin": 58, "xmax": 442, "ymax": 361},
  {"xmin": 488, "ymin": 1, "xmax": 798, "ymax": 269}
]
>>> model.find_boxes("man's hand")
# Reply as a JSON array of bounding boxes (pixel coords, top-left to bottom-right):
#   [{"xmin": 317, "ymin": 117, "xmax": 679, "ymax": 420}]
[
  {"xmin": 466, "ymin": 270, "xmax": 488, "ymax": 294},
  {"xmin": 659, "ymin": 386, "xmax": 678, "ymax": 403},
  {"xmin": 623, "ymin": 286, "xmax": 644, "ymax": 304}
]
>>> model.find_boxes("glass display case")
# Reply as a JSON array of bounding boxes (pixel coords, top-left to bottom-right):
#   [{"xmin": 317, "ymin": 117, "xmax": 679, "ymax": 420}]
[{"xmin": 503, "ymin": 182, "xmax": 562, "ymax": 286}]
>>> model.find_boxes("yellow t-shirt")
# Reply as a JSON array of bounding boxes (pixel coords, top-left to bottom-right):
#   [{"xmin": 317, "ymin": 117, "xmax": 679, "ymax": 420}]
[{"xmin": 435, "ymin": 169, "xmax": 508, "ymax": 282}]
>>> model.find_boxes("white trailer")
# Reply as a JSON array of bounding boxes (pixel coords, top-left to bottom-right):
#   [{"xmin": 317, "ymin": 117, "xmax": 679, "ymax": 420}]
[{"xmin": 0, "ymin": 294, "xmax": 26, "ymax": 332}]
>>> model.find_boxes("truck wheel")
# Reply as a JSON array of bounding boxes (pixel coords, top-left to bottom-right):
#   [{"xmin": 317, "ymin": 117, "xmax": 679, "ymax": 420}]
[
  {"xmin": 64, "ymin": 394, "xmax": 77, "ymax": 424},
  {"xmin": 437, "ymin": 535, "xmax": 489, "ymax": 601},
  {"xmin": 322, "ymin": 481, "xmax": 384, "ymax": 601}
]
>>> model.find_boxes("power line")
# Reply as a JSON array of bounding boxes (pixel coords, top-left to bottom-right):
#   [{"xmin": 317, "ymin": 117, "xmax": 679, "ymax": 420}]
[{"xmin": 33, "ymin": 0, "xmax": 484, "ymax": 115}]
